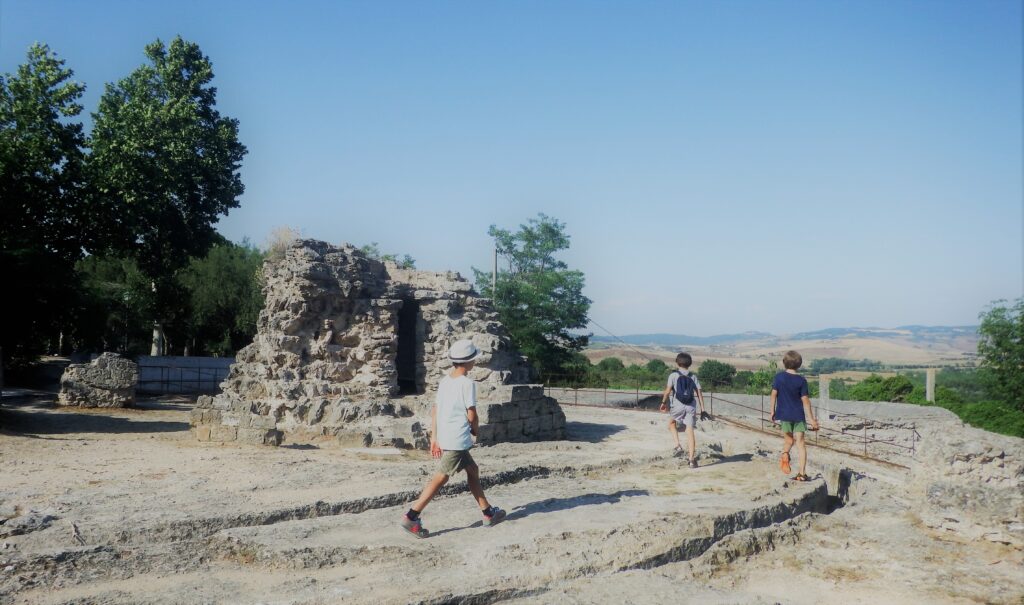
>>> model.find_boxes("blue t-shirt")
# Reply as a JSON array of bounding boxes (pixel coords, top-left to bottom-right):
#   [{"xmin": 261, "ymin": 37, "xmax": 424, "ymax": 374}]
[{"xmin": 772, "ymin": 371, "xmax": 809, "ymax": 422}]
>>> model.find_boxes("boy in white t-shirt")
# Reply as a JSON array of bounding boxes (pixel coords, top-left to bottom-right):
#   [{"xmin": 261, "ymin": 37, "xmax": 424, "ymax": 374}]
[{"xmin": 400, "ymin": 339, "xmax": 506, "ymax": 538}]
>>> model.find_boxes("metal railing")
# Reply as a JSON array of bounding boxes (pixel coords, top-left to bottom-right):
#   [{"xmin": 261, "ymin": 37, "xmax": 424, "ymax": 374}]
[
  {"xmin": 543, "ymin": 382, "xmax": 920, "ymax": 470},
  {"xmin": 136, "ymin": 365, "xmax": 228, "ymax": 395}
]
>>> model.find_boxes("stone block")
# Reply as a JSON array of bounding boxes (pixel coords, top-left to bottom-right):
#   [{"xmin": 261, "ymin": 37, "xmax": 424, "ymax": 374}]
[
  {"xmin": 196, "ymin": 395, "xmax": 214, "ymax": 408},
  {"xmin": 476, "ymin": 425, "xmax": 494, "ymax": 444},
  {"xmin": 532, "ymin": 430, "xmax": 555, "ymax": 442},
  {"xmin": 210, "ymin": 425, "xmax": 237, "ymax": 442},
  {"xmin": 476, "ymin": 403, "xmax": 502, "ymax": 424},
  {"xmin": 237, "ymin": 428, "xmax": 281, "ymax": 446},
  {"xmin": 507, "ymin": 419, "xmax": 524, "ymax": 438},
  {"xmin": 205, "ymin": 410, "xmax": 222, "ymax": 424},
  {"xmin": 195, "ymin": 425, "xmax": 212, "ymax": 442},
  {"xmin": 491, "ymin": 423, "xmax": 507, "ymax": 443},
  {"xmin": 523, "ymin": 416, "xmax": 540, "ymax": 435},
  {"xmin": 248, "ymin": 414, "xmax": 278, "ymax": 430},
  {"xmin": 539, "ymin": 413, "xmax": 554, "ymax": 433},
  {"xmin": 189, "ymin": 408, "xmax": 205, "ymax": 426},
  {"xmin": 501, "ymin": 402, "xmax": 520, "ymax": 422},
  {"xmin": 554, "ymin": 428, "xmax": 565, "ymax": 440},
  {"xmin": 553, "ymin": 410, "xmax": 567, "ymax": 429},
  {"xmin": 220, "ymin": 413, "xmax": 241, "ymax": 427}
]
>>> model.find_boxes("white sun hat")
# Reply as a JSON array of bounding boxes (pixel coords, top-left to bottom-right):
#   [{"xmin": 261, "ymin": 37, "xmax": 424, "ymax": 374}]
[{"xmin": 448, "ymin": 339, "xmax": 480, "ymax": 363}]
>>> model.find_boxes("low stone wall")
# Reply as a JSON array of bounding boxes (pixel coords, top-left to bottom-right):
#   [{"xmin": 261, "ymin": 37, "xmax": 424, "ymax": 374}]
[
  {"xmin": 58, "ymin": 353, "xmax": 138, "ymax": 408},
  {"xmin": 191, "ymin": 383, "xmax": 566, "ymax": 448},
  {"xmin": 475, "ymin": 385, "xmax": 567, "ymax": 444}
]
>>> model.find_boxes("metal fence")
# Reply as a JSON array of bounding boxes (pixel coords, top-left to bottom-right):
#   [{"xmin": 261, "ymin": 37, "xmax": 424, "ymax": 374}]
[
  {"xmin": 136, "ymin": 364, "xmax": 230, "ymax": 395},
  {"xmin": 543, "ymin": 383, "xmax": 920, "ymax": 470}
]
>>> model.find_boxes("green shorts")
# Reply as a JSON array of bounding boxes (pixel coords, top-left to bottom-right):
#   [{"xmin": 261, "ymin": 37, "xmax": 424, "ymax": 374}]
[
  {"xmin": 780, "ymin": 421, "xmax": 807, "ymax": 434},
  {"xmin": 438, "ymin": 449, "xmax": 475, "ymax": 475}
]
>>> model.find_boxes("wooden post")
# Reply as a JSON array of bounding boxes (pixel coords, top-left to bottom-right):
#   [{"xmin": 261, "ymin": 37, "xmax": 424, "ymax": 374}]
[{"xmin": 926, "ymin": 368, "xmax": 936, "ymax": 403}]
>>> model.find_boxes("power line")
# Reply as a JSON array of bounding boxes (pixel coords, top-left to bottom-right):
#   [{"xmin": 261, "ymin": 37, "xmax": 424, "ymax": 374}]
[{"xmin": 587, "ymin": 317, "xmax": 662, "ymax": 363}]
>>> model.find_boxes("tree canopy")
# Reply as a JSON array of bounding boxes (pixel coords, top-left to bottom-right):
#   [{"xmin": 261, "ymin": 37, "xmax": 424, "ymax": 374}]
[
  {"xmin": 0, "ymin": 44, "xmax": 89, "ymax": 365},
  {"xmin": 89, "ymin": 36, "xmax": 247, "ymax": 287},
  {"xmin": 474, "ymin": 214, "xmax": 591, "ymax": 377},
  {"xmin": 697, "ymin": 359, "xmax": 737, "ymax": 388},
  {"xmin": 978, "ymin": 298, "xmax": 1024, "ymax": 410}
]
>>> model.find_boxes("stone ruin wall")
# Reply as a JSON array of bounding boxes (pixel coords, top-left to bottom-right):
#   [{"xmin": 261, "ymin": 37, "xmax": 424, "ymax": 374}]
[{"xmin": 191, "ymin": 240, "xmax": 567, "ymax": 447}]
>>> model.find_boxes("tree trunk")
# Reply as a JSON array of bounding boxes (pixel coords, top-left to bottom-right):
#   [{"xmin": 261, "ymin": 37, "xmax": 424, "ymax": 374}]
[{"xmin": 150, "ymin": 322, "xmax": 165, "ymax": 356}]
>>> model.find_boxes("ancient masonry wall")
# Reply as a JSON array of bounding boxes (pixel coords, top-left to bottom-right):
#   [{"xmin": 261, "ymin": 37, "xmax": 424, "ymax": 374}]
[{"xmin": 190, "ymin": 239, "xmax": 566, "ymax": 447}]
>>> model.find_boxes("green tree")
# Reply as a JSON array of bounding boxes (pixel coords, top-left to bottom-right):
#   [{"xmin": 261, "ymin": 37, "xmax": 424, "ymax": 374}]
[
  {"xmin": 74, "ymin": 255, "xmax": 154, "ymax": 355},
  {"xmin": 89, "ymin": 36, "xmax": 247, "ymax": 353},
  {"xmin": 0, "ymin": 44, "xmax": 89, "ymax": 366},
  {"xmin": 697, "ymin": 359, "xmax": 736, "ymax": 388},
  {"xmin": 977, "ymin": 299, "xmax": 1024, "ymax": 410},
  {"xmin": 596, "ymin": 357, "xmax": 625, "ymax": 372},
  {"xmin": 176, "ymin": 240, "xmax": 265, "ymax": 356},
  {"xmin": 747, "ymin": 362, "xmax": 777, "ymax": 395},
  {"xmin": 473, "ymin": 214, "xmax": 591, "ymax": 378},
  {"xmin": 645, "ymin": 359, "xmax": 670, "ymax": 375}
]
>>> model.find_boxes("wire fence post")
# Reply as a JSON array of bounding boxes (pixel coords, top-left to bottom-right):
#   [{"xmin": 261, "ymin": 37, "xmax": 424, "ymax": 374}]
[
  {"xmin": 863, "ymin": 425, "xmax": 868, "ymax": 457},
  {"xmin": 709, "ymin": 393, "xmax": 714, "ymax": 417},
  {"xmin": 760, "ymin": 394, "xmax": 764, "ymax": 430},
  {"xmin": 635, "ymin": 379, "xmax": 639, "ymax": 407}
]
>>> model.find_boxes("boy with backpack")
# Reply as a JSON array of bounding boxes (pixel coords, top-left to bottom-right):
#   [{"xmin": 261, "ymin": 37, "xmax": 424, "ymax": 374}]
[
  {"xmin": 769, "ymin": 350, "xmax": 820, "ymax": 481},
  {"xmin": 399, "ymin": 339, "xmax": 506, "ymax": 538},
  {"xmin": 660, "ymin": 352, "xmax": 708, "ymax": 468}
]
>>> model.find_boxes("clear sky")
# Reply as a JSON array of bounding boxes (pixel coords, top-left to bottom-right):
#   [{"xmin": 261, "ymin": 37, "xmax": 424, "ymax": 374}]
[{"xmin": 3, "ymin": 0, "xmax": 1021, "ymax": 336}]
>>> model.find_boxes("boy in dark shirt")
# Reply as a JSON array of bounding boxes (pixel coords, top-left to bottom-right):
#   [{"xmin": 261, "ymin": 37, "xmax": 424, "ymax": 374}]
[{"xmin": 769, "ymin": 350, "xmax": 819, "ymax": 481}]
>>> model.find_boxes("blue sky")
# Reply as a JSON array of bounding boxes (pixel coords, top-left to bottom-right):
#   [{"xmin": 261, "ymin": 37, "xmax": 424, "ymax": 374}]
[{"xmin": 3, "ymin": 0, "xmax": 1021, "ymax": 335}]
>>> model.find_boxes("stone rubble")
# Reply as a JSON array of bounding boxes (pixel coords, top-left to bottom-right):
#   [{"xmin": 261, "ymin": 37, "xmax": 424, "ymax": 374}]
[
  {"xmin": 192, "ymin": 239, "xmax": 566, "ymax": 446},
  {"xmin": 57, "ymin": 352, "xmax": 138, "ymax": 408},
  {"xmin": 909, "ymin": 423, "xmax": 1024, "ymax": 549}
]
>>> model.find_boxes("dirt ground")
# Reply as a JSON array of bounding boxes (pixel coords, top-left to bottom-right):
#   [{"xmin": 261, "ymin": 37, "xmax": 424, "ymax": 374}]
[{"xmin": 0, "ymin": 393, "xmax": 1019, "ymax": 604}]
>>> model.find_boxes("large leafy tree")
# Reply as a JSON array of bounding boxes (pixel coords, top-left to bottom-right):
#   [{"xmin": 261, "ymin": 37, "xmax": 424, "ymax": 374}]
[
  {"xmin": 0, "ymin": 44, "xmax": 89, "ymax": 365},
  {"xmin": 978, "ymin": 298, "xmax": 1024, "ymax": 410},
  {"xmin": 697, "ymin": 359, "xmax": 737, "ymax": 388},
  {"xmin": 89, "ymin": 36, "xmax": 247, "ymax": 352},
  {"xmin": 474, "ymin": 214, "xmax": 591, "ymax": 378},
  {"xmin": 176, "ymin": 240, "xmax": 264, "ymax": 356}
]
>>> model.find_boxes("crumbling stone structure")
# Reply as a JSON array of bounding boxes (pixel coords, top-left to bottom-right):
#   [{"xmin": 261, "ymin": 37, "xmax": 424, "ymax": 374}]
[
  {"xmin": 192, "ymin": 240, "xmax": 567, "ymax": 447},
  {"xmin": 58, "ymin": 352, "xmax": 138, "ymax": 408}
]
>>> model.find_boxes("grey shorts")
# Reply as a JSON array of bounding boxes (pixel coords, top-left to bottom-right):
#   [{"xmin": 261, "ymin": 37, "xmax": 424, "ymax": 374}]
[
  {"xmin": 671, "ymin": 404, "xmax": 697, "ymax": 429},
  {"xmin": 438, "ymin": 449, "xmax": 475, "ymax": 475}
]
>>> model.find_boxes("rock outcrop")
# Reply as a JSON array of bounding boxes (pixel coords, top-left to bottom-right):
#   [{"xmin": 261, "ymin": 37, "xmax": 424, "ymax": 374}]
[
  {"xmin": 192, "ymin": 240, "xmax": 566, "ymax": 446},
  {"xmin": 58, "ymin": 353, "xmax": 138, "ymax": 408},
  {"xmin": 909, "ymin": 423, "xmax": 1024, "ymax": 549}
]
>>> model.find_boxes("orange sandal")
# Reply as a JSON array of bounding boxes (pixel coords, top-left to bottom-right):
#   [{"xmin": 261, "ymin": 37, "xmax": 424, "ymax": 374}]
[{"xmin": 780, "ymin": 452, "xmax": 791, "ymax": 474}]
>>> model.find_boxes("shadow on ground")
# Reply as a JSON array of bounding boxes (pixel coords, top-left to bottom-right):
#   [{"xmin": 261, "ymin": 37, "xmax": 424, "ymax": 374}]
[
  {"xmin": 506, "ymin": 489, "xmax": 650, "ymax": 521},
  {"xmin": 702, "ymin": 453, "xmax": 754, "ymax": 467},
  {"xmin": 0, "ymin": 397, "xmax": 190, "ymax": 436},
  {"xmin": 427, "ymin": 489, "xmax": 651, "ymax": 538},
  {"xmin": 565, "ymin": 422, "xmax": 628, "ymax": 443}
]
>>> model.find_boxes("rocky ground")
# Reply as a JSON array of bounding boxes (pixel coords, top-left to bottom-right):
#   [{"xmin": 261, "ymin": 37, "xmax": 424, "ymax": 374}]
[{"xmin": 0, "ymin": 393, "xmax": 1020, "ymax": 605}]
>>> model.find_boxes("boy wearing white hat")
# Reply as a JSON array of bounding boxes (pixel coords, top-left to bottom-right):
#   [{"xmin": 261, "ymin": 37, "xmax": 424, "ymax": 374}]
[{"xmin": 400, "ymin": 338, "xmax": 506, "ymax": 538}]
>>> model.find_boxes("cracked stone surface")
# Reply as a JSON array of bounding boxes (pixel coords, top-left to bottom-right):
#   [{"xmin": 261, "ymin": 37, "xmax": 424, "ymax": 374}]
[{"xmin": 0, "ymin": 393, "xmax": 1020, "ymax": 604}]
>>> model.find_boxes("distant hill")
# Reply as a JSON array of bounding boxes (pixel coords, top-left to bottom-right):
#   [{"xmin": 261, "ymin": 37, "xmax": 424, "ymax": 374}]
[
  {"xmin": 590, "ymin": 331, "xmax": 774, "ymax": 347},
  {"xmin": 591, "ymin": 325, "xmax": 978, "ymax": 346},
  {"xmin": 789, "ymin": 325, "xmax": 978, "ymax": 342}
]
